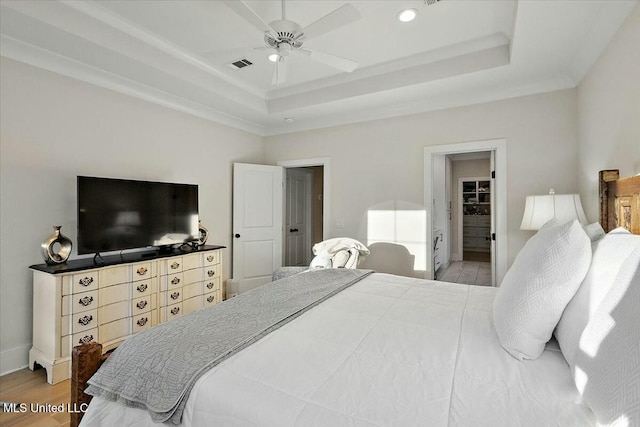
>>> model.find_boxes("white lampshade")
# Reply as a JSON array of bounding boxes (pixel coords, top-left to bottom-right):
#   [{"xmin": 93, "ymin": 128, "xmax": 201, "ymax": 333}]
[{"xmin": 520, "ymin": 192, "xmax": 587, "ymax": 230}]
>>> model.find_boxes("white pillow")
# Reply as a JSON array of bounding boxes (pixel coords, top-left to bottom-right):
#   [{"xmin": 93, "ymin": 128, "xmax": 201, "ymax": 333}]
[
  {"xmin": 555, "ymin": 228, "xmax": 640, "ymax": 367},
  {"xmin": 573, "ymin": 245, "xmax": 640, "ymax": 425},
  {"xmin": 583, "ymin": 222, "xmax": 605, "ymax": 242},
  {"xmin": 493, "ymin": 220, "xmax": 592, "ymax": 360}
]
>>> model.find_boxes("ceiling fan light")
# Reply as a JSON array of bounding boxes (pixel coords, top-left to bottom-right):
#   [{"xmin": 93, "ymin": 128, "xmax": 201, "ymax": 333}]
[
  {"xmin": 268, "ymin": 53, "xmax": 279, "ymax": 62},
  {"xmin": 397, "ymin": 8, "xmax": 417, "ymax": 23}
]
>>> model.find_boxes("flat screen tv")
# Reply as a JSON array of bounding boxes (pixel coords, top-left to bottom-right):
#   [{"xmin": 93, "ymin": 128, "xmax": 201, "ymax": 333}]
[{"xmin": 77, "ymin": 176, "xmax": 199, "ymax": 255}]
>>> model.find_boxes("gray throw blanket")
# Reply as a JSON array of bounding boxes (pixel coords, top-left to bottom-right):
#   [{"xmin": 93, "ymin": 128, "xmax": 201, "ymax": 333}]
[{"xmin": 85, "ymin": 268, "xmax": 373, "ymax": 424}]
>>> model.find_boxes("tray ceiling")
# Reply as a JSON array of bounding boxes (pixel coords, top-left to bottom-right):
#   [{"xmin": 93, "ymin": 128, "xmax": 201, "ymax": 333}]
[{"xmin": 1, "ymin": 0, "xmax": 636, "ymax": 135}]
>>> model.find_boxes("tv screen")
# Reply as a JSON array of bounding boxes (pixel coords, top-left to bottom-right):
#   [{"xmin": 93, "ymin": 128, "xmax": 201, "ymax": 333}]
[{"xmin": 77, "ymin": 176, "xmax": 199, "ymax": 254}]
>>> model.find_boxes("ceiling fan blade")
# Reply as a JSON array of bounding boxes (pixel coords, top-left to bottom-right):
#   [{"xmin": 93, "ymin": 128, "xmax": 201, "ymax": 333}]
[
  {"xmin": 272, "ymin": 56, "xmax": 288, "ymax": 86},
  {"xmin": 298, "ymin": 48, "xmax": 358, "ymax": 72},
  {"xmin": 301, "ymin": 3, "xmax": 361, "ymax": 41},
  {"xmin": 223, "ymin": 1, "xmax": 278, "ymax": 38}
]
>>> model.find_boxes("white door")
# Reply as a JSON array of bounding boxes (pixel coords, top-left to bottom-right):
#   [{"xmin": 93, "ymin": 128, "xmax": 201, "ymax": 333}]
[
  {"xmin": 232, "ymin": 163, "xmax": 283, "ymax": 291},
  {"xmin": 285, "ymin": 168, "xmax": 312, "ymax": 266}
]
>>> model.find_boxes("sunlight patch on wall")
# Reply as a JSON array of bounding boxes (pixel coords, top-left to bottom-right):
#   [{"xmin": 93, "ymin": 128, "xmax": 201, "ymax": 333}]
[{"xmin": 367, "ymin": 210, "xmax": 426, "ymax": 271}]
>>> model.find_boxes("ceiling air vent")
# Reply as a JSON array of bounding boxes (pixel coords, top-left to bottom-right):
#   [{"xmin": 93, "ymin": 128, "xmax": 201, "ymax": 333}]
[
  {"xmin": 228, "ymin": 58, "xmax": 253, "ymax": 70},
  {"xmin": 424, "ymin": 0, "xmax": 440, "ymax": 5}
]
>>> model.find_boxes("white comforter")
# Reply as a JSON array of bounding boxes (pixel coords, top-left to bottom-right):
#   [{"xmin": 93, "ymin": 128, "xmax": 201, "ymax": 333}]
[{"xmin": 81, "ymin": 273, "xmax": 594, "ymax": 426}]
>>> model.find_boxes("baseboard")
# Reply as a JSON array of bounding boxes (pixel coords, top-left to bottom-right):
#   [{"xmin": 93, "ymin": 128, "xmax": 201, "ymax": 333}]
[
  {"xmin": 452, "ymin": 253, "xmax": 462, "ymax": 262},
  {"xmin": 0, "ymin": 344, "xmax": 30, "ymax": 377}
]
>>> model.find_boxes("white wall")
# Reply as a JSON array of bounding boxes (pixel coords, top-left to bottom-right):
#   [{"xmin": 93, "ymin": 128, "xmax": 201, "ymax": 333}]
[
  {"xmin": 264, "ymin": 89, "xmax": 581, "ymax": 276},
  {"xmin": 0, "ymin": 59, "xmax": 264, "ymax": 374},
  {"xmin": 578, "ymin": 3, "xmax": 640, "ymax": 221}
]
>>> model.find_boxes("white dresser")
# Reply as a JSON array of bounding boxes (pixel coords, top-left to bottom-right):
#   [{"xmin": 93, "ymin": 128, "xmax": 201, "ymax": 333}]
[{"xmin": 29, "ymin": 246, "xmax": 224, "ymax": 384}]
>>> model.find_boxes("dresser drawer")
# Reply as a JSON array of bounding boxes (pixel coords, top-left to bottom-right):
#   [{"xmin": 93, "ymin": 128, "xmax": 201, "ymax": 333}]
[
  {"xmin": 182, "ymin": 295, "xmax": 202, "ymax": 315},
  {"xmin": 204, "ymin": 251, "xmax": 220, "ymax": 266},
  {"xmin": 182, "ymin": 254, "xmax": 202, "ymax": 272},
  {"xmin": 463, "ymin": 237, "xmax": 479, "ymax": 249},
  {"xmin": 203, "ymin": 265, "xmax": 220, "ymax": 281},
  {"xmin": 161, "ymin": 257, "xmax": 184, "ymax": 275},
  {"xmin": 72, "ymin": 309, "xmax": 98, "ymax": 334},
  {"xmin": 204, "ymin": 277, "xmax": 221, "ymax": 293},
  {"xmin": 161, "ymin": 273, "xmax": 184, "ymax": 291},
  {"xmin": 203, "ymin": 291, "xmax": 220, "ymax": 307},
  {"xmin": 99, "ymin": 282, "xmax": 129, "ymax": 306},
  {"xmin": 61, "ymin": 328, "xmax": 98, "ymax": 358},
  {"xmin": 99, "ymin": 300, "xmax": 129, "ymax": 325},
  {"xmin": 462, "ymin": 216, "xmax": 477, "ymax": 227},
  {"xmin": 62, "ymin": 289, "xmax": 98, "ymax": 316},
  {"xmin": 183, "ymin": 268, "xmax": 203, "ymax": 286},
  {"xmin": 182, "ymin": 281, "xmax": 202, "ymax": 300},
  {"xmin": 133, "ymin": 279, "xmax": 157, "ymax": 296},
  {"xmin": 132, "ymin": 294, "xmax": 156, "ymax": 315},
  {"xmin": 132, "ymin": 309, "xmax": 157, "ymax": 334},
  {"xmin": 99, "ymin": 318, "xmax": 130, "ymax": 343},
  {"xmin": 476, "ymin": 216, "xmax": 491, "ymax": 227},
  {"xmin": 133, "ymin": 262, "xmax": 153, "ymax": 280},
  {"xmin": 161, "ymin": 289, "xmax": 183, "ymax": 306},
  {"xmin": 72, "ymin": 271, "xmax": 99, "ymax": 294},
  {"xmin": 161, "ymin": 303, "xmax": 183, "ymax": 322},
  {"xmin": 99, "ymin": 265, "xmax": 128, "ymax": 288}
]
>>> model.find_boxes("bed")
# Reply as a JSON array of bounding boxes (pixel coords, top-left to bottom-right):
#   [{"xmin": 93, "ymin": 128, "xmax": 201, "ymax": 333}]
[{"xmin": 73, "ymin": 170, "xmax": 640, "ymax": 427}]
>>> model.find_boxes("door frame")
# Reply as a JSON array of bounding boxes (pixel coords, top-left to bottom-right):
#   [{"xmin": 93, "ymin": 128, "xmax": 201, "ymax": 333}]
[
  {"xmin": 277, "ymin": 157, "xmax": 330, "ymax": 260},
  {"xmin": 424, "ymin": 139, "xmax": 507, "ymax": 285}
]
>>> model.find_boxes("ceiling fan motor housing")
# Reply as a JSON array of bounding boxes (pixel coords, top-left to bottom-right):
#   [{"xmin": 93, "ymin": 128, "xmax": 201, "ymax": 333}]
[{"xmin": 265, "ymin": 20, "xmax": 304, "ymax": 48}]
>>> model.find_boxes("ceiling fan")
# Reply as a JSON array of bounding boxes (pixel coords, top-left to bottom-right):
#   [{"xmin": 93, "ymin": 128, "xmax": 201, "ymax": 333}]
[{"xmin": 223, "ymin": 0, "xmax": 361, "ymax": 86}]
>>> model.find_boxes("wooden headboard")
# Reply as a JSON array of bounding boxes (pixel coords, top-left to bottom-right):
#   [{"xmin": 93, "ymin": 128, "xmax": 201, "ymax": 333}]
[{"xmin": 599, "ymin": 169, "xmax": 640, "ymax": 234}]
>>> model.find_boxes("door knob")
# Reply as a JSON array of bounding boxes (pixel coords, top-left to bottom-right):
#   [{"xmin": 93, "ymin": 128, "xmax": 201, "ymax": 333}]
[{"xmin": 234, "ymin": 233, "xmax": 241, "ymax": 238}]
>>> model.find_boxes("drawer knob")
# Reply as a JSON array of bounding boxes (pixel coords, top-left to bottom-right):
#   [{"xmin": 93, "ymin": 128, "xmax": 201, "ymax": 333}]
[
  {"xmin": 170, "ymin": 307, "xmax": 180, "ymax": 315},
  {"xmin": 136, "ymin": 283, "xmax": 148, "ymax": 293},
  {"xmin": 78, "ymin": 315, "xmax": 93, "ymax": 326},
  {"xmin": 170, "ymin": 262, "xmax": 180, "ymax": 270},
  {"xmin": 207, "ymin": 270, "xmax": 215, "ymax": 277},
  {"xmin": 170, "ymin": 292, "xmax": 180, "ymax": 300},
  {"xmin": 137, "ymin": 317, "xmax": 148, "ymax": 327},
  {"xmin": 206, "ymin": 282, "xmax": 214, "ymax": 290},
  {"xmin": 206, "ymin": 255, "xmax": 214, "ymax": 262},
  {"xmin": 206, "ymin": 295, "xmax": 215, "ymax": 303},
  {"xmin": 136, "ymin": 267, "xmax": 148, "ymax": 276},
  {"xmin": 171, "ymin": 277, "xmax": 180, "ymax": 285},
  {"xmin": 78, "ymin": 335, "xmax": 93, "ymax": 344},
  {"xmin": 136, "ymin": 300, "xmax": 148, "ymax": 309},
  {"xmin": 78, "ymin": 296, "xmax": 94, "ymax": 306},
  {"xmin": 78, "ymin": 277, "xmax": 94, "ymax": 287}
]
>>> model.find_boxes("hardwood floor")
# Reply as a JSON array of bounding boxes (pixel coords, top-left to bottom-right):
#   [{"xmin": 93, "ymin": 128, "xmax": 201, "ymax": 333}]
[{"xmin": 0, "ymin": 368, "xmax": 71, "ymax": 427}]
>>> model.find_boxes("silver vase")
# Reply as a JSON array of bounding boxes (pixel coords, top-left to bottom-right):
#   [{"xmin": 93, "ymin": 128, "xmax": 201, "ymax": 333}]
[
  {"xmin": 198, "ymin": 221, "xmax": 208, "ymax": 246},
  {"xmin": 41, "ymin": 225, "xmax": 72, "ymax": 265}
]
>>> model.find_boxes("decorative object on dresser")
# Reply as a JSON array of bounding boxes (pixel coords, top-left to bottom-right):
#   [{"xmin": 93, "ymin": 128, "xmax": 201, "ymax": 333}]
[
  {"xmin": 28, "ymin": 245, "xmax": 224, "ymax": 385},
  {"xmin": 40, "ymin": 225, "xmax": 72, "ymax": 265},
  {"xmin": 197, "ymin": 220, "xmax": 208, "ymax": 246},
  {"xmin": 520, "ymin": 188, "xmax": 588, "ymax": 230}
]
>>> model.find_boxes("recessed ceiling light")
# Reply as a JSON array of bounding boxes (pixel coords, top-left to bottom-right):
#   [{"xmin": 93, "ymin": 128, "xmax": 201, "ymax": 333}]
[
  {"xmin": 397, "ymin": 8, "xmax": 417, "ymax": 23},
  {"xmin": 268, "ymin": 53, "xmax": 278, "ymax": 62},
  {"xmin": 284, "ymin": 117, "xmax": 294, "ymax": 123}
]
